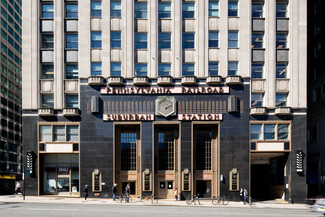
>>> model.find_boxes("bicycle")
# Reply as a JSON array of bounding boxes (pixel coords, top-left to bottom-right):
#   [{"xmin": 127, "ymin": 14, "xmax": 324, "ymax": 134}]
[
  {"xmin": 115, "ymin": 194, "xmax": 133, "ymax": 203},
  {"xmin": 186, "ymin": 194, "xmax": 201, "ymax": 205},
  {"xmin": 212, "ymin": 195, "xmax": 229, "ymax": 205},
  {"xmin": 141, "ymin": 194, "xmax": 158, "ymax": 204}
]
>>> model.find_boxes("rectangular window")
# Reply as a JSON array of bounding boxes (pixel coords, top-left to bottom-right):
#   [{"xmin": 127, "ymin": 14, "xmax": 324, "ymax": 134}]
[
  {"xmin": 251, "ymin": 124, "xmax": 262, "ymax": 140},
  {"xmin": 91, "ymin": 62, "xmax": 102, "ymax": 76},
  {"xmin": 182, "ymin": 63, "xmax": 195, "ymax": 76},
  {"xmin": 67, "ymin": 125, "xmax": 79, "ymax": 142},
  {"xmin": 276, "ymin": 33, "xmax": 287, "ymax": 48},
  {"xmin": 209, "ymin": 31, "xmax": 219, "ymax": 48},
  {"xmin": 252, "ymin": 3, "xmax": 263, "ymax": 18},
  {"xmin": 91, "ymin": 1, "xmax": 102, "ymax": 18},
  {"xmin": 252, "ymin": 33, "xmax": 263, "ymax": 48},
  {"xmin": 276, "ymin": 3, "xmax": 287, "ymax": 17},
  {"xmin": 228, "ymin": 31, "xmax": 238, "ymax": 48},
  {"xmin": 66, "ymin": 34, "xmax": 78, "ymax": 49},
  {"xmin": 228, "ymin": 62, "xmax": 238, "ymax": 76},
  {"xmin": 208, "ymin": 62, "xmax": 219, "ymax": 76},
  {"xmin": 264, "ymin": 124, "xmax": 276, "ymax": 140},
  {"xmin": 158, "ymin": 63, "xmax": 171, "ymax": 76},
  {"xmin": 41, "ymin": 64, "xmax": 54, "ymax": 79},
  {"xmin": 91, "ymin": 32, "xmax": 102, "ymax": 48},
  {"xmin": 135, "ymin": 63, "xmax": 147, "ymax": 76},
  {"xmin": 276, "ymin": 94, "xmax": 287, "ymax": 107},
  {"xmin": 111, "ymin": 32, "xmax": 121, "ymax": 48},
  {"xmin": 66, "ymin": 95, "xmax": 78, "ymax": 108},
  {"xmin": 53, "ymin": 126, "xmax": 65, "ymax": 141},
  {"xmin": 42, "ymin": 4, "xmax": 54, "ymax": 19},
  {"xmin": 66, "ymin": 64, "xmax": 78, "ymax": 79},
  {"xmin": 276, "ymin": 63, "xmax": 287, "ymax": 78},
  {"xmin": 252, "ymin": 63, "xmax": 263, "ymax": 79},
  {"xmin": 158, "ymin": 131, "xmax": 174, "ymax": 170},
  {"xmin": 158, "ymin": 2, "xmax": 171, "ymax": 19},
  {"xmin": 228, "ymin": 1, "xmax": 238, "ymax": 16},
  {"xmin": 41, "ymin": 34, "xmax": 54, "ymax": 49},
  {"xmin": 251, "ymin": 94, "xmax": 263, "ymax": 107},
  {"xmin": 135, "ymin": 2, "xmax": 147, "ymax": 19},
  {"xmin": 158, "ymin": 33, "xmax": 171, "ymax": 49},
  {"xmin": 66, "ymin": 4, "xmax": 78, "ymax": 19},
  {"xmin": 182, "ymin": 33, "xmax": 195, "ymax": 49},
  {"xmin": 111, "ymin": 62, "xmax": 121, "ymax": 76},
  {"xmin": 39, "ymin": 125, "xmax": 51, "ymax": 142},
  {"xmin": 135, "ymin": 33, "xmax": 147, "ymax": 49},
  {"xmin": 195, "ymin": 127, "xmax": 212, "ymax": 170},
  {"xmin": 182, "ymin": 2, "xmax": 195, "ymax": 18},
  {"xmin": 111, "ymin": 1, "xmax": 121, "ymax": 18},
  {"xmin": 41, "ymin": 94, "xmax": 54, "ymax": 108},
  {"xmin": 278, "ymin": 124, "xmax": 289, "ymax": 140},
  {"xmin": 121, "ymin": 130, "xmax": 137, "ymax": 171},
  {"xmin": 209, "ymin": 1, "xmax": 219, "ymax": 17}
]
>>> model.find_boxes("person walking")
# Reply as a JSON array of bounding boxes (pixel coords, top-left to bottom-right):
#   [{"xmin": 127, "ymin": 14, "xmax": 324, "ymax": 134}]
[
  {"xmin": 15, "ymin": 181, "xmax": 20, "ymax": 194},
  {"xmin": 125, "ymin": 184, "xmax": 130, "ymax": 202},
  {"xmin": 174, "ymin": 188, "xmax": 178, "ymax": 201},
  {"xmin": 112, "ymin": 183, "xmax": 117, "ymax": 201},
  {"xmin": 83, "ymin": 185, "xmax": 88, "ymax": 201},
  {"xmin": 239, "ymin": 187, "xmax": 243, "ymax": 202},
  {"xmin": 243, "ymin": 188, "xmax": 248, "ymax": 205}
]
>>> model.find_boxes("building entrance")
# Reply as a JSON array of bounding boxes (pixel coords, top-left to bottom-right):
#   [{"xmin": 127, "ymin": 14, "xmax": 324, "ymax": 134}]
[
  {"xmin": 251, "ymin": 153, "xmax": 287, "ymax": 200},
  {"xmin": 196, "ymin": 180, "xmax": 211, "ymax": 198},
  {"xmin": 115, "ymin": 125, "xmax": 141, "ymax": 198}
]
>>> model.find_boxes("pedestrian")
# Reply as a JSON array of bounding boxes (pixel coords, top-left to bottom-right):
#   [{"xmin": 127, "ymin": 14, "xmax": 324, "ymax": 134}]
[
  {"xmin": 125, "ymin": 184, "xmax": 130, "ymax": 202},
  {"xmin": 174, "ymin": 188, "xmax": 178, "ymax": 201},
  {"xmin": 239, "ymin": 187, "xmax": 243, "ymax": 202},
  {"xmin": 243, "ymin": 188, "xmax": 248, "ymax": 205},
  {"xmin": 83, "ymin": 185, "xmax": 88, "ymax": 201},
  {"xmin": 15, "ymin": 181, "xmax": 20, "ymax": 194},
  {"xmin": 112, "ymin": 183, "xmax": 117, "ymax": 201}
]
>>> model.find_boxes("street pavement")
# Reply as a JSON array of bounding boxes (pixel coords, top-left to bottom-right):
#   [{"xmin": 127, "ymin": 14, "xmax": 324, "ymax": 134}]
[{"xmin": 0, "ymin": 195, "xmax": 320, "ymax": 217}]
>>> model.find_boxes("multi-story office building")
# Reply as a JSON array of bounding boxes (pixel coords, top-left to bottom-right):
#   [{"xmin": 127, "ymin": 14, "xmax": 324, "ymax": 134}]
[
  {"xmin": 307, "ymin": 0, "xmax": 325, "ymax": 197},
  {"xmin": 0, "ymin": 0, "xmax": 22, "ymax": 194},
  {"xmin": 22, "ymin": 0, "xmax": 307, "ymax": 202}
]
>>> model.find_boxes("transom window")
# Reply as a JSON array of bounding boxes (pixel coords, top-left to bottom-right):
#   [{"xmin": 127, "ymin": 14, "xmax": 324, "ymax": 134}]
[
  {"xmin": 209, "ymin": 1, "xmax": 219, "ymax": 17},
  {"xmin": 39, "ymin": 125, "xmax": 79, "ymax": 142},
  {"xmin": 251, "ymin": 123, "xmax": 290, "ymax": 141},
  {"xmin": 135, "ymin": 2, "xmax": 147, "ymax": 19},
  {"xmin": 182, "ymin": 2, "xmax": 195, "ymax": 19},
  {"xmin": 121, "ymin": 130, "xmax": 137, "ymax": 171},
  {"xmin": 158, "ymin": 131, "xmax": 174, "ymax": 170},
  {"xmin": 158, "ymin": 2, "xmax": 171, "ymax": 18}
]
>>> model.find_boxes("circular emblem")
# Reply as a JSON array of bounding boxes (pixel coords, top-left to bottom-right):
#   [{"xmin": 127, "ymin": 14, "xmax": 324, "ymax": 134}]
[
  {"xmin": 94, "ymin": 169, "xmax": 99, "ymax": 175},
  {"xmin": 184, "ymin": 168, "xmax": 189, "ymax": 174},
  {"xmin": 144, "ymin": 168, "xmax": 150, "ymax": 174},
  {"xmin": 232, "ymin": 168, "xmax": 237, "ymax": 174}
]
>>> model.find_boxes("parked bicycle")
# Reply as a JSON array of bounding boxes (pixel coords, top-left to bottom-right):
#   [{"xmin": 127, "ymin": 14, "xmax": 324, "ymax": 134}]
[
  {"xmin": 141, "ymin": 194, "xmax": 158, "ymax": 204},
  {"xmin": 186, "ymin": 194, "xmax": 201, "ymax": 205},
  {"xmin": 115, "ymin": 194, "xmax": 132, "ymax": 203},
  {"xmin": 212, "ymin": 195, "xmax": 229, "ymax": 205}
]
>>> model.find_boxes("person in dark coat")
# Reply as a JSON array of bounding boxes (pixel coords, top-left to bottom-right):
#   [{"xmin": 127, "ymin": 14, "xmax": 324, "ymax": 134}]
[
  {"xmin": 239, "ymin": 188, "xmax": 244, "ymax": 202},
  {"xmin": 125, "ymin": 184, "xmax": 130, "ymax": 202},
  {"xmin": 112, "ymin": 183, "xmax": 117, "ymax": 201},
  {"xmin": 84, "ymin": 185, "xmax": 88, "ymax": 201},
  {"xmin": 243, "ymin": 188, "xmax": 248, "ymax": 205}
]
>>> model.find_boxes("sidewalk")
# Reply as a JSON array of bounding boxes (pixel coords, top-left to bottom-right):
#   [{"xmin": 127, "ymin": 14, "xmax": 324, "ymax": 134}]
[{"xmin": 0, "ymin": 194, "xmax": 310, "ymax": 210}]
